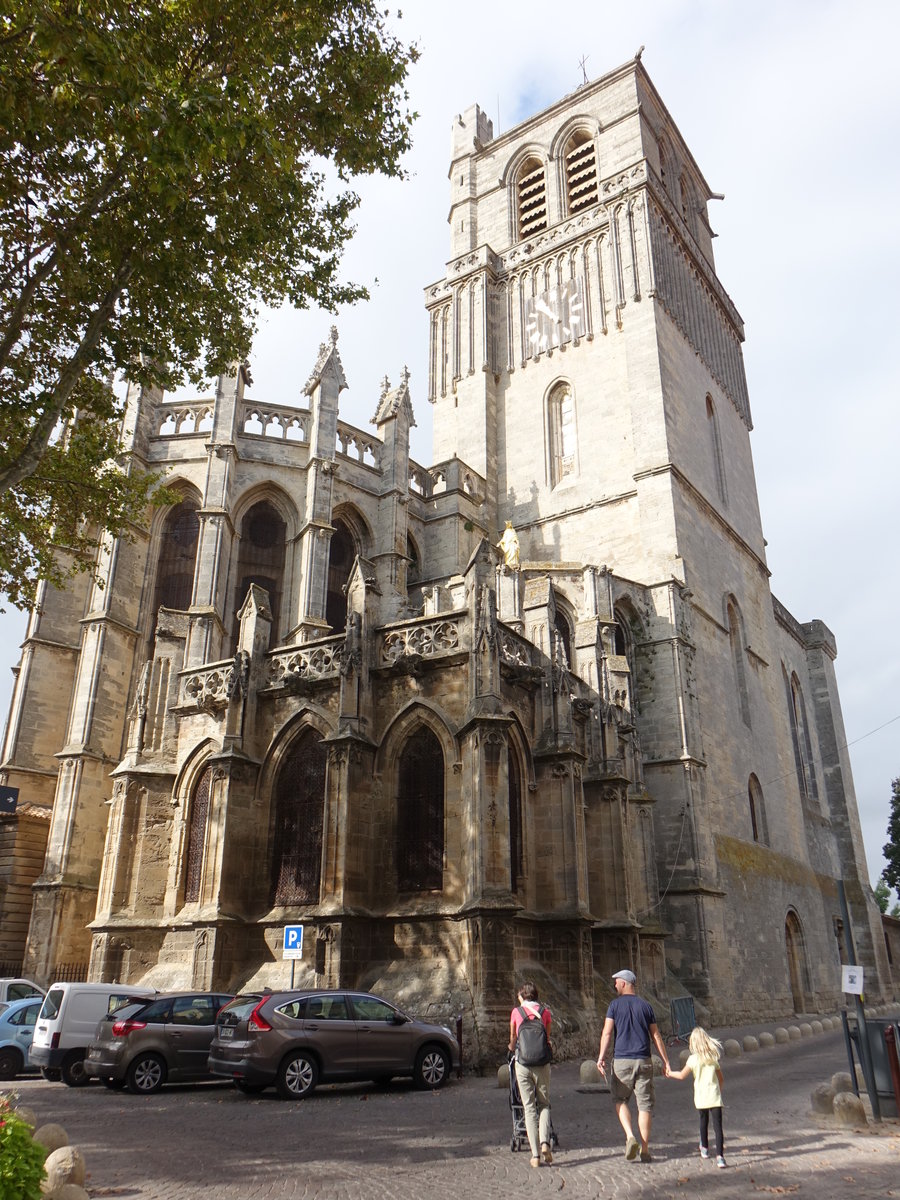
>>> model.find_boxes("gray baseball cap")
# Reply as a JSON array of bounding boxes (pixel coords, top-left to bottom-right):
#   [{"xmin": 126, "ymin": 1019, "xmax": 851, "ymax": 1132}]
[{"xmin": 611, "ymin": 969, "xmax": 636, "ymax": 984}]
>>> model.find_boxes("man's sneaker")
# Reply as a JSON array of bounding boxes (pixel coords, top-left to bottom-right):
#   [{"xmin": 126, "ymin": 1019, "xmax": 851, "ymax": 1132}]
[
  {"xmin": 625, "ymin": 1135, "xmax": 640, "ymax": 1160},
  {"xmin": 716, "ymin": 1156, "xmax": 727, "ymax": 1169},
  {"xmin": 699, "ymin": 1146, "xmax": 709, "ymax": 1160}
]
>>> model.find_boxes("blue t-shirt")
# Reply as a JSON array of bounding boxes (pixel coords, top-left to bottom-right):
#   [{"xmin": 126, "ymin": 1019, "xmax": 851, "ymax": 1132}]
[{"xmin": 607, "ymin": 995, "xmax": 656, "ymax": 1058}]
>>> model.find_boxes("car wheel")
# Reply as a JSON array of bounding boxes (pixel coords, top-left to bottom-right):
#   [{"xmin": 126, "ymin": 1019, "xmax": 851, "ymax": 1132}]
[
  {"xmin": 61, "ymin": 1051, "xmax": 91, "ymax": 1088},
  {"xmin": 101, "ymin": 1076, "xmax": 127, "ymax": 1090},
  {"xmin": 126, "ymin": 1052, "xmax": 167, "ymax": 1095},
  {"xmin": 40, "ymin": 1067, "xmax": 61, "ymax": 1082},
  {"xmin": 233, "ymin": 1080, "xmax": 267, "ymax": 1095},
  {"xmin": 0, "ymin": 1047, "xmax": 23, "ymax": 1080},
  {"xmin": 414, "ymin": 1044, "xmax": 450, "ymax": 1089},
  {"xmin": 276, "ymin": 1051, "xmax": 318, "ymax": 1100}
]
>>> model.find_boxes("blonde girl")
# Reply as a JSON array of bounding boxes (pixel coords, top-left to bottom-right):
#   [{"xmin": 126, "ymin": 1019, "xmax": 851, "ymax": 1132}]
[{"xmin": 669, "ymin": 1027, "xmax": 727, "ymax": 1168}]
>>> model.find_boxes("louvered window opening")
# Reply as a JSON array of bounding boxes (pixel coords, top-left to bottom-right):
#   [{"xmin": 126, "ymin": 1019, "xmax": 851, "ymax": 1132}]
[
  {"xmin": 566, "ymin": 136, "xmax": 598, "ymax": 213},
  {"xmin": 517, "ymin": 160, "xmax": 547, "ymax": 239},
  {"xmin": 397, "ymin": 728, "xmax": 444, "ymax": 891},
  {"xmin": 232, "ymin": 501, "xmax": 285, "ymax": 649},
  {"xmin": 271, "ymin": 731, "xmax": 327, "ymax": 905},
  {"xmin": 184, "ymin": 766, "xmax": 212, "ymax": 903},
  {"xmin": 154, "ymin": 501, "xmax": 200, "ymax": 612}
]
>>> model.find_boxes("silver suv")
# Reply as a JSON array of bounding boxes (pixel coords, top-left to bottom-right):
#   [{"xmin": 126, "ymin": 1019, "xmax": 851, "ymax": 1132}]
[
  {"xmin": 208, "ymin": 989, "xmax": 459, "ymax": 1099},
  {"xmin": 84, "ymin": 991, "xmax": 233, "ymax": 1093}
]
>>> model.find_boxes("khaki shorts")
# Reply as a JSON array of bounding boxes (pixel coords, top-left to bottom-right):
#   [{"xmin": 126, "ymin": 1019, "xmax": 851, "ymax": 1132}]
[{"xmin": 610, "ymin": 1057, "xmax": 655, "ymax": 1111}]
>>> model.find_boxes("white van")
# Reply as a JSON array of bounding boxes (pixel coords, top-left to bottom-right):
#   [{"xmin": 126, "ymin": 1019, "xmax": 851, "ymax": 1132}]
[{"xmin": 31, "ymin": 982, "xmax": 155, "ymax": 1086}]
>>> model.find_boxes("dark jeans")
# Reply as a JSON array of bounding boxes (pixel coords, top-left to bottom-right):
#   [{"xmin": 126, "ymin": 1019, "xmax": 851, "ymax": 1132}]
[{"xmin": 698, "ymin": 1106, "xmax": 724, "ymax": 1156}]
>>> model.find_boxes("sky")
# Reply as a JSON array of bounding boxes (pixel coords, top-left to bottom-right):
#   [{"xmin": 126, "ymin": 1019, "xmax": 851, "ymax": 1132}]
[{"xmin": 1, "ymin": 0, "xmax": 898, "ymax": 893}]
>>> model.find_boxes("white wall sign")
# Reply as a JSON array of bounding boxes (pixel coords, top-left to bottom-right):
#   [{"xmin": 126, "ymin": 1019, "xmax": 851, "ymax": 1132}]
[{"xmin": 842, "ymin": 964, "xmax": 864, "ymax": 995}]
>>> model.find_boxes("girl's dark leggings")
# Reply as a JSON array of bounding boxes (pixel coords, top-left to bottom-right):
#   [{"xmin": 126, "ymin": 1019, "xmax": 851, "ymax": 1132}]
[{"xmin": 698, "ymin": 1106, "xmax": 724, "ymax": 1156}]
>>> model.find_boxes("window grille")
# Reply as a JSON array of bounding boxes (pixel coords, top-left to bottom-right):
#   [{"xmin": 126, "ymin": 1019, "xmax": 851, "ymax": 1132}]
[
  {"xmin": 184, "ymin": 766, "xmax": 212, "ymax": 903},
  {"xmin": 517, "ymin": 157, "xmax": 548, "ymax": 239},
  {"xmin": 397, "ymin": 728, "xmax": 444, "ymax": 891},
  {"xmin": 270, "ymin": 730, "xmax": 327, "ymax": 906},
  {"xmin": 565, "ymin": 133, "xmax": 599, "ymax": 214},
  {"xmin": 232, "ymin": 501, "xmax": 285, "ymax": 648},
  {"xmin": 153, "ymin": 500, "xmax": 200, "ymax": 612}
]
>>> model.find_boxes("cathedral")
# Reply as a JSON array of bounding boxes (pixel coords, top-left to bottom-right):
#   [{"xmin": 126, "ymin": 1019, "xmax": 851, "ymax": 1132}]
[{"xmin": 0, "ymin": 55, "xmax": 891, "ymax": 1063}]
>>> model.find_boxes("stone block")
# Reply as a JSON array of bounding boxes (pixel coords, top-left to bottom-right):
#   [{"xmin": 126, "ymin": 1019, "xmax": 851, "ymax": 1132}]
[
  {"xmin": 758, "ymin": 1031, "xmax": 776, "ymax": 1048},
  {"xmin": 788, "ymin": 1025, "xmax": 802, "ymax": 1040},
  {"xmin": 830, "ymin": 1071, "xmax": 854, "ymax": 1093},
  {"xmin": 832, "ymin": 1090, "xmax": 867, "ymax": 1127},
  {"xmin": 810, "ymin": 1083, "xmax": 835, "ymax": 1113},
  {"xmin": 811, "ymin": 1020, "xmax": 823, "ymax": 1034},
  {"xmin": 579, "ymin": 1060, "xmax": 602, "ymax": 1085},
  {"xmin": 42, "ymin": 1145, "xmax": 86, "ymax": 1193},
  {"xmin": 821, "ymin": 1017, "xmax": 833, "ymax": 1031},
  {"xmin": 742, "ymin": 1035, "xmax": 759, "ymax": 1052},
  {"xmin": 723, "ymin": 1039, "xmax": 741, "ymax": 1057},
  {"xmin": 33, "ymin": 1123, "xmax": 69, "ymax": 1153},
  {"xmin": 51, "ymin": 1187, "xmax": 90, "ymax": 1200},
  {"xmin": 775, "ymin": 1027, "xmax": 789, "ymax": 1044},
  {"xmin": 799, "ymin": 1023, "xmax": 813, "ymax": 1037}
]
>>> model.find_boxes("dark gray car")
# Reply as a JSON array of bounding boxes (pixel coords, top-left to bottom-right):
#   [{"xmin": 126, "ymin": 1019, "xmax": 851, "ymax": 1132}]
[
  {"xmin": 84, "ymin": 991, "xmax": 233, "ymax": 1093},
  {"xmin": 208, "ymin": 989, "xmax": 459, "ymax": 1099}
]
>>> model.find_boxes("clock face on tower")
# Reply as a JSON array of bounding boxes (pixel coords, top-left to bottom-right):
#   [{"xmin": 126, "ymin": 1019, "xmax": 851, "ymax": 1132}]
[{"xmin": 525, "ymin": 275, "xmax": 585, "ymax": 355}]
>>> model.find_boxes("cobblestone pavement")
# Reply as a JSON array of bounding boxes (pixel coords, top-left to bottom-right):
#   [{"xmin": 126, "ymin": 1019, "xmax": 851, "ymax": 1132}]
[{"xmin": 11, "ymin": 1030, "xmax": 900, "ymax": 1200}]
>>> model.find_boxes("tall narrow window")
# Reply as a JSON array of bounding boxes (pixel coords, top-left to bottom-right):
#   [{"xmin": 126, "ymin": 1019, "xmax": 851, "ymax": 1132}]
[
  {"xmin": 516, "ymin": 156, "xmax": 547, "ymax": 240},
  {"xmin": 183, "ymin": 766, "xmax": 213, "ymax": 903},
  {"xmin": 706, "ymin": 395, "xmax": 728, "ymax": 504},
  {"xmin": 232, "ymin": 501, "xmax": 286, "ymax": 648},
  {"xmin": 787, "ymin": 672, "xmax": 819, "ymax": 808},
  {"xmin": 325, "ymin": 521, "xmax": 356, "ymax": 632},
  {"xmin": 553, "ymin": 605, "xmax": 572, "ymax": 669},
  {"xmin": 270, "ymin": 729, "xmax": 327, "ymax": 906},
  {"xmin": 153, "ymin": 499, "xmax": 200, "ymax": 613},
  {"xmin": 565, "ymin": 132, "xmax": 599, "ymax": 214},
  {"xmin": 397, "ymin": 728, "xmax": 444, "ymax": 892},
  {"xmin": 727, "ymin": 599, "xmax": 751, "ymax": 728},
  {"xmin": 748, "ymin": 774, "xmax": 768, "ymax": 845},
  {"xmin": 548, "ymin": 383, "xmax": 577, "ymax": 486},
  {"xmin": 508, "ymin": 748, "xmax": 523, "ymax": 892}
]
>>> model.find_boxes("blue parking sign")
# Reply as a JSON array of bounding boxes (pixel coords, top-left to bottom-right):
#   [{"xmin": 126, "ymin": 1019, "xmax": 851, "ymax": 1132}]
[{"xmin": 283, "ymin": 925, "xmax": 304, "ymax": 960}]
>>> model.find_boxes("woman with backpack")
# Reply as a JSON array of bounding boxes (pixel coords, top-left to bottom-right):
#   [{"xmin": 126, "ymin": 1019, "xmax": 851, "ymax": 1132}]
[{"xmin": 508, "ymin": 981, "xmax": 553, "ymax": 1168}]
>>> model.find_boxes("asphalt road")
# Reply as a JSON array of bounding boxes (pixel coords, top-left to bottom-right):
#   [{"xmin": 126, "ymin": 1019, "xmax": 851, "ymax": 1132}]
[{"xmin": 8, "ymin": 1030, "xmax": 900, "ymax": 1200}]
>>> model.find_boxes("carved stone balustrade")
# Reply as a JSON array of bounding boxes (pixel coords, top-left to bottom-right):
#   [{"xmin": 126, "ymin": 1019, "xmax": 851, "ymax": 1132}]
[
  {"xmin": 381, "ymin": 613, "xmax": 464, "ymax": 667},
  {"xmin": 180, "ymin": 660, "xmax": 238, "ymax": 710},
  {"xmin": 265, "ymin": 637, "xmax": 345, "ymax": 691}
]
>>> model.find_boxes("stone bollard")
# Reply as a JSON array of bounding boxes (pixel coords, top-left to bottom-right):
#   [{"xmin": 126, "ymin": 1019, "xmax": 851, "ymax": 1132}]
[
  {"xmin": 742, "ymin": 1035, "xmax": 759, "ymax": 1053},
  {"xmin": 810, "ymin": 1083, "xmax": 836, "ymax": 1114},
  {"xmin": 830, "ymin": 1071, "xmax": 853, "ymax": 1093},
  {"xmin": 32, "ymin": 1123, "xmax": 69, "ymax": 1154},
  {"xmin": 42, "ymin": 1145, "xmax": 87, "ymax": 1194},
  {"xmin": 497, "ymin": 1062, "xmax": 510, "ymax": 1088},
  {"xmin": 775, "ymin": 1027, "xmax": 789, "ymax": 1044},
  {"xmin": 759, "ymin": 1031, "xmax": 776, "ymax": 1048},
  {"xmin": 723, "ymin": 1039, "xmax": 742, "ymax": 1058},
  {"xmin": 580, "ymin": 1060, "xmax": 603, "ymax": 1085},
  {"xmin": 679, "ymin": 1048, "xmax": 690, "ymax": 1068},
  {"xmin": 821, "ymin": 1017, "xmax": 833, "ymax": 1032},
  {"xmin": 51, "ymin": 1187, "xmax": 91, "ymax": 1200},
  {"xmin": 799, "ymin": 1023, "xmax": 813, "ymax": 1037},
  {"xmin": 833, "ymin": 1090, "xmax": 867, "ymax": 1127},
  {"xmin": 811, "ymin": 1020, "xmax": 824, "ymax": 1035},
  {"xmin": 788, "ymin": 1025, "xmax": 802, "ymax": 1041},
  {"xmin": 10, "ymin": 1102, "xmax": 37, "ymax": 1129}
]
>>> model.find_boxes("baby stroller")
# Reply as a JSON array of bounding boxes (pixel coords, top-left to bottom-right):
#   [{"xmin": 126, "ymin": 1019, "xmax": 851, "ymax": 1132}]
[{"xmin": 507, "ymin": 1056, "xmax": 561, "ymax": 1153}]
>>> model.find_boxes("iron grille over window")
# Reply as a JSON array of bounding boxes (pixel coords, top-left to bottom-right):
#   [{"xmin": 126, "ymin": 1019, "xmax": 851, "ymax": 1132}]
[
  {"xmin": 517, "ymin": 157, "xmax": 547, "ymax": 239},
  {"xmin": 232, "ymin": 501, "xmax": 286, "ymax": 649},
  {"xmin": 184, "ymin": 766, "xmax": 213, "ymax": 903},
  {"xmin": 153, "ymin": 500, "xmax": 200, "ymax": 612},
  {"xmin": 565, "ymin": 132, "xmax": 599, "ymax": 214},
  {"xmin": 397, "ymin": 728, "xmax": 444, "ymax": 891},
  {"xmin": 270, "ymin": 730, "xmax": 327, "ymax": 905}
]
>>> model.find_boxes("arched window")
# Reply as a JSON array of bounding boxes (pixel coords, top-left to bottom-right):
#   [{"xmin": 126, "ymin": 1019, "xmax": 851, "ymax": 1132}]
[
  {"xmin": 508, "ymin": 747, "xmax": 523, "ymax": 893},
  {"xmin": 553, "ymin": 607, "xmax": 572, "ymax": 669},
  {"xmin": 548, "ymin": 382, "xmax": 577, "ymax": 486},
  {"xmin": 786, "ymin": 670, "xmax": 819, "ymax": 807},
  {"xmin": 325, "ymin": 520, "xmax": 356, "ymax": 632},
  {"xmin": 397, "ymin": 727, "xmax": 444, "ymax": 892},
  {"xmin": 784, "ymin": 910, "xmax": 810, "ymax": 1013},
  {"xmin": 232, "ymin": 501, "xmax": 286, "ymax": 648},
  {"xmin": 183, "ymin": 765, "xmax": 213, "ymax": 903},
  {"xmin": 726, "ymin": 599, "xmax": 751, "ymax": 728},
  {"xmin": 564, "ymin": 131, "xmax": 598, "ymax": 214},
  {"xmin": 706, "ymin": 395, "xmax": 728, "ymax": 504},
  {"xmin": 748, "ymin": 774, "xmax": 768, "ymax": 845},
  {"xmin": 270, "ymin": 729, "xmax": 327, "ymax": 906},
  {"xmin": 516, "ymin": 156, "xmax": 547, "ymax": 240},
  {"xmin": 406, "ymin": 534, "xmax": 420, "ymax": 585},
  {"xmin": 153, "ymin": 499, "xmax": 200, "ymax": 613}
]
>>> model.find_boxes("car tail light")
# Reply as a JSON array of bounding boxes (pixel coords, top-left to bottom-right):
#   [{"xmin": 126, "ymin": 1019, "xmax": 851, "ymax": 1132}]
[
  {"xmin": 50, "ymin": 1032, "xmax": 60, "ymax": 1049},
  {"xmin": 247, "ymin": 1000, "xmax": 272, "ymax": 1032},
  {"xmin": 111, "ymin": 1018, "xmax": 148, "ymax": 1037}
]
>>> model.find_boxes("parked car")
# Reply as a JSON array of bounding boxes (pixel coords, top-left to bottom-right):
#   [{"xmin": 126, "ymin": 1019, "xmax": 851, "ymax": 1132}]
[
  {"xmin": 84, "ymin": 991, "xmax": 233, "ymax": 1094},
  {"xmin": 31, "ymin": 982, "xmax": 155, "ymax": 1087},
  {"xmin": 209, "ymin": 989, "xmax": 459, "ymax": 1100},
  {"xmin": 0, "ymin": 978, "xmax": 44, "ymax": 1004},
  {"xmin": 0, "ymin": 995, "xmax": 43, "ymax": 1079}
]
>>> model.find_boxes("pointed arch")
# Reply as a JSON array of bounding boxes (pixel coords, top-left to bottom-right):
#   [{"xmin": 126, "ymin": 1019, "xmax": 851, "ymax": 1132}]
[
  {"xmin": 706, "ymin": 394, "xmax": 728, "ymax": 505},
  {"xmin": 183, "ymin": 763, "xmax": 214, "ymax": 904},
  {"xmin": 326, "ymin": 505, "xmax": 373, "ymax": 632},
  {"xmin": 784, "ymin": 668, "xmax": 819, "ymax": 808},
  {"xmin": 546, "ymin": 380, "xmax": 578, "ymax": 487},
  {"xmin": 515, "ymin": 154, "xmax": 548, "ymax": 240},
  {"xmin": 784, "ymin": 909, "xmax": 811, "ymax": 1013},
  {"xmin": 562, "ymin": 128, "xmax": 599, "ymax": 215},
  {"xmin": 396, "ymin": 726, "xmax": 444, "ymax": 892},
  {"xmin": 231, "ymin": 498, "xmax": 287, "ymax": 648},
  {"xmin": 748, "ymin": 773, "xmax": 768, "ymax": 845},
  {"xmin": 270, "ymin": 727, "xmax": 327, "ymax": 905},
  {"xmin": 725, "ymin": 596, "xmax": 751, "ymax": 728}
]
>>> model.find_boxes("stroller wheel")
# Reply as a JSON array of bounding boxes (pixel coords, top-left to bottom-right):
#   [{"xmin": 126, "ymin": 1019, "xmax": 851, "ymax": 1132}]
[{"xmin": 510, "ymin": 1137, "xmax": 517, "ymax": 1151}]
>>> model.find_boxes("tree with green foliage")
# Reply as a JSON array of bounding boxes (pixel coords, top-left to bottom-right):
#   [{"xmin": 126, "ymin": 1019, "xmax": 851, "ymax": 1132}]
[
  {"xmin": 0, "ymin": 0, "xmax": 417, "ymax": 606},
  {"xmin": 883, "ymin": 777, "xmax": 900, "ymax": 895},
  {"xmin": 874, "ymin": 876, "xmax": 890, "ymax": 914}
]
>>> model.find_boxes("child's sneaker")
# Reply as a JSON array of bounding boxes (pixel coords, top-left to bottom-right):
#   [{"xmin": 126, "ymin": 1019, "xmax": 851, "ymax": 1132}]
[
  {"xmin": 699, "ymin": 1146, "xmax": 709, "ymax": 1160},
  {"xmin": 716, "ymin": 1156, "xmax": 727, "ymax": 1169}
]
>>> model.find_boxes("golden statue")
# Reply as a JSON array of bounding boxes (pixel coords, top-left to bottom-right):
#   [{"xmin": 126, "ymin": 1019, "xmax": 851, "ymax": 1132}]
[{"xmin": 497, "ymin": 521, "xmax": 520, "ymax": 571}]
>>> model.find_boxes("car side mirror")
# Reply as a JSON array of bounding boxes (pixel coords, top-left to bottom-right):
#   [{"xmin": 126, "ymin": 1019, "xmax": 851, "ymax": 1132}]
[{"xmin": 391, "ymin": 1014, "xmax": 406, "ymax": 1025}]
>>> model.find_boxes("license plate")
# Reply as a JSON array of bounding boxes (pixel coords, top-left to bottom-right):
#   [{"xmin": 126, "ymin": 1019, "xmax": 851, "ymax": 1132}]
[{"xmin": 219, "ymin": 1026, "xmax": 234, "ymax": 1039}]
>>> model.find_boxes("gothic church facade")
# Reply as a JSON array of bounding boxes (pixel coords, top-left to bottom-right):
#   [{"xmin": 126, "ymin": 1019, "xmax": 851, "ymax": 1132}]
[{"xmin": 0, "ymin": 56, "xmax": 890, "ymax": 1061}]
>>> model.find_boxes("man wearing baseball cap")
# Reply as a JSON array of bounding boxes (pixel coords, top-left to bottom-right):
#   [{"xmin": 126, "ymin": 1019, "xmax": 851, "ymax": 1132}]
[{"xmin": 596, "ymin": 969, "xmax": 671, "ymax": 1162}]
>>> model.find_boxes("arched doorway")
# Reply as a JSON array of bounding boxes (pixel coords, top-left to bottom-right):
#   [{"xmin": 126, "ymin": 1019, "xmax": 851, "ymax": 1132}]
[{"xmin": 784, "ymin": 910, "xmax": 809, "ymax": 1014}]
